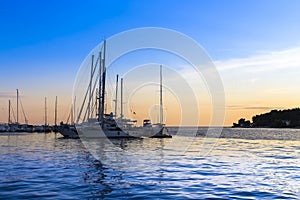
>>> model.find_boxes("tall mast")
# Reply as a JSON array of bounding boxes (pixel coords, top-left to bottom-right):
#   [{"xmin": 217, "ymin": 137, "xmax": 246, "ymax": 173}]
[
  {"xmin": 45, "ymin": 97, "xmax": 47, "ymax": 127},
  {"xmin": 160, "ymin": 65, "xmax": 163, "ymax": 125},
  {"xmin": 8, "ymin": 100, "xmax": 11, "ymax": 124},
  {"xmin": 88, "ymin": 55, "xmax": 94, "ymax": 120},
  {"xmin": 73, "ymin": 96, "xmax": 76, "ymax": 124},
  {"xmin": 16, "ymin": 89, "xmax": 19, "ymax": 124},
  {"xmin": 97, "ymin": 51, "xmax": 102, "ymax": 122},
  {"xmin": 95, "ymin": 89, "xmax": 98, "ymax": 119},
  {"xmin": 120, "ymin": 78, "xmax": 123, "ymax": 119},
  {"xmin": 71, "ymin": 105, "xmax": 74, "ymax": 124},
  {"xmin": 114, "ymin": 74, "xmax": 119, "ymax": 118},
  {"xmin": 54, "ymin": 96, "xmax": 57, "ymax": 127},
  {"xmin": 100, "ymin": 40, "xmax": 106, "ymax": 128}
]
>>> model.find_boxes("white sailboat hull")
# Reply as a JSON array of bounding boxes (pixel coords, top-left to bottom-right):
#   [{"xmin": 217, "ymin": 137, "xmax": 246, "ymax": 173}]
[{"xmin": 76, "ymin": 124, "xmax": 137, "ymax": 138}]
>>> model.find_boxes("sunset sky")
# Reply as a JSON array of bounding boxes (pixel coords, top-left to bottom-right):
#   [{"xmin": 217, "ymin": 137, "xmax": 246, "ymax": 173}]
[{"xmin": 1, "ymin": 0, "xmax": 300, "ymax": 126}]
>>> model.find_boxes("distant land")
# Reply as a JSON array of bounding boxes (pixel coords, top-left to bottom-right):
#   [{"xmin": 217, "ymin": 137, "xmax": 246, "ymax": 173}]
[{"xmin": 233, "ymin": 108, "xmax": 300, "ymax": 128}]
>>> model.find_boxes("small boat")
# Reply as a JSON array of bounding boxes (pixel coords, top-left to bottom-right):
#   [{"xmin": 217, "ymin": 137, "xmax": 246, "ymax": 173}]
[
  {"xmin": 57, "ymin": 122, "xmax": 79, "ymax": 139},
  {"xmin": 56, "ymin": 99, "xmax": 79, "ymax": 138},
  {"xmin": 8, "ymin": 123, "xmax": 19, "ymax": 132},
  {"xmin": 15, "ymin": 124, "xmax": 34, "ymax": 132},
  {"xmin": 0, "ymin": 124, "xmax": 8, "ymax": 132},
  {"xmin": 4, "ymin": 90, "xmax": 35, "ymax": 133},
  {"xmin": 34, "ymin": 125, "xmax": 51, "ymax": 133}
]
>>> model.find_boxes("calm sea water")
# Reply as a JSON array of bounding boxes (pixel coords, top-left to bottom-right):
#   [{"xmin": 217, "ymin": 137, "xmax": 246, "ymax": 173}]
[{"xmin": 0, "ymin": 128, "xmax": 299, "ymax": 199}]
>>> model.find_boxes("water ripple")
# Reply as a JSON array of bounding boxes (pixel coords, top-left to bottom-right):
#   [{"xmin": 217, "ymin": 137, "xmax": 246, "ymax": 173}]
[{"xmin": 0, "ymin": 128, "xmax": 300, "ymax": 199}]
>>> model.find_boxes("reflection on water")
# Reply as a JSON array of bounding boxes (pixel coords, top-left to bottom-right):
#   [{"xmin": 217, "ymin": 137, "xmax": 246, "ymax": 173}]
[{"xmin": 0, "ymin": 128, "xmax": 300, "ymax": 199}]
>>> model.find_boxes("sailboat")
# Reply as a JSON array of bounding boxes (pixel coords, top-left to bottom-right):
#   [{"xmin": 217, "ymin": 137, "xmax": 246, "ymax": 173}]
[
  {"xmin": 147, "ymin": 64, "xmax": 172, "ymax": 138},
  {"xmin": 121, "ymin": 65, "xmax": 172, "ymax": 138},
  {"xmin": 7, "ymin": 89, "xmax": 34, "ymax": 133},
  {"xmin": 55, "ymin": 96, "xmax": 78, "ymax": 138},
  {"xmin": 72, "ymin": 40, "xmax": 172, "ymax": 139},
  {"xmin": 57, "ymin": 103, "xmax": 79, "ymax": 139},
  {"xmin": 72, "ymin": 40, "xmax": 136, "ymax": 138},
  {"xmin": 35, "ymin": 97, "xmax": 52, "ymax": 133}
]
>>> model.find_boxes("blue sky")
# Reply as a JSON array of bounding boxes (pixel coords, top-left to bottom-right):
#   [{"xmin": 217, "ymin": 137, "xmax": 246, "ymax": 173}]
[
  {"xmin": 1, "ymin": 1, "xmax": 300, "ymax": 53},
  {"xmin": 1, "ymin": 0, "xmax": 300, "ymax": 125}
]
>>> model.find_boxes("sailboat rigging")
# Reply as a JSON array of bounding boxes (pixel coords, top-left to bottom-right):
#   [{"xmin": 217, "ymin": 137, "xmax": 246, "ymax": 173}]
[{"xmin": 59, "ymin": 40, "xmax": 171, "ymax": 138}]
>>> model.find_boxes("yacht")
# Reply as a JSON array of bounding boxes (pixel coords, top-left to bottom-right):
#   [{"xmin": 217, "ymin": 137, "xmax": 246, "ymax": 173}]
[{"xmin": 65, "ymin": 40, "xmax": 172, "ymax": 139}]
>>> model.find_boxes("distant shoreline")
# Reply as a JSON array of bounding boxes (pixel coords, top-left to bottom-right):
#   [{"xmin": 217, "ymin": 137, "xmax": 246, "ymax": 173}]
[{"xmin": 232, "ymin": 108, "xmax": 300, "ymax": 129}]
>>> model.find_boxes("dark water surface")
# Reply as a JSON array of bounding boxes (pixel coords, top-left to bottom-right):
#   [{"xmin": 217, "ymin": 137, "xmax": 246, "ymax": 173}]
[{"xmin": 0, "ymin": 128, "xmax": 299, "ymax": 199}]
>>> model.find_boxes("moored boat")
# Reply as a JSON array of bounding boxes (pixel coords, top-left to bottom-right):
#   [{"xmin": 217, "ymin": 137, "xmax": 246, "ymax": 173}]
[
  {"xmin": 71, "ymin": 40, "xmax": 172, "ymax": 139},
  {"xmin": 0, "ymin": 124, "xmax": 8, "ymax": 132},
  {"xmin": 57, "ymin": 122, "xmax": 79, "ymax": 139}
]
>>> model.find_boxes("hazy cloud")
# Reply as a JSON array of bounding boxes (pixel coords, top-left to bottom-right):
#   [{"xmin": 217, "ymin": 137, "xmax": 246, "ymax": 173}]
[
  {"xmin": 227, "ymin": 105, "xmax": 285, "ymax": 110},
  {"xmin": 0, "ymin": 92, "xmax": 16, "ymax": 99},
  {"xmin": 215, "ymin": 46, "xmax": 300, "ymax": 73}
]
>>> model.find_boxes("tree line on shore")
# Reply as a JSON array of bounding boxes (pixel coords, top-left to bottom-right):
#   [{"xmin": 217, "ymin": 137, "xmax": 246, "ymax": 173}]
[{"xmin": 233, "ymin": 108, "xmax": 300, "ymax": 128}]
